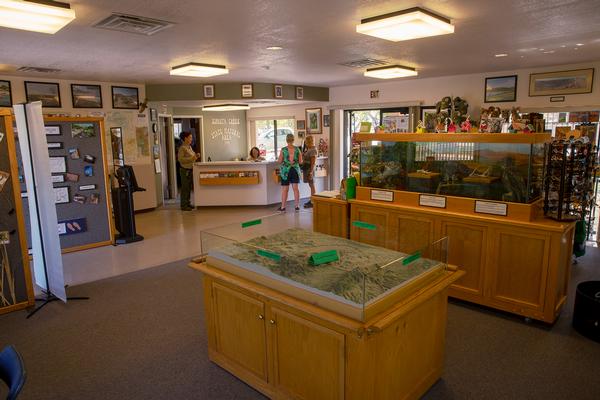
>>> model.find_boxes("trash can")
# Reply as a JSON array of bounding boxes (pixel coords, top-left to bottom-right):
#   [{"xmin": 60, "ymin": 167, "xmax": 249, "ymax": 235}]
[{"xmin": 572, "ymin": 281, "xmax": 600, "ymax": 343}]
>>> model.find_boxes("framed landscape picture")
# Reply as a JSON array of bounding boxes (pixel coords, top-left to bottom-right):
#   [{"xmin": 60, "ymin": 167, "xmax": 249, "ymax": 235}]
[
  {"xmin": 71, "ymin": 84, "xmax": 102, "ymax": 108},
  {"xmin": 529, "ymin": 68, "xmax": 594, "ymax": 96},
  {"xmin": 484, "ymin": 75, "xmax": 517, "ymax": 103},
  {"xmin": 0, "ymin": 80, "xmax": 12, "ymax": 107},
  {"xmin": 305, "ymin": 107, "xmax": 322, "ymax": 134},
  {"xmin": 111, "ymin": 86, "xmax": 139, "ymax": 109},
  {"xmin": 25, "ymin": 81, "xmax": 61, "ymax": 107}
]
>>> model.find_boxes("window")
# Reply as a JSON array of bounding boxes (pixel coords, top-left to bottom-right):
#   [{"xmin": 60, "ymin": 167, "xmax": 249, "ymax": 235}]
[{"xmin": 254, "ymin": 119, "xmax": 295, "ymax": 161}]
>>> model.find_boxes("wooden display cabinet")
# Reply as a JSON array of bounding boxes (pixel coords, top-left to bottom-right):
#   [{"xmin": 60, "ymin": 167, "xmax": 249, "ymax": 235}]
[
  {"xmin": 311, "ymin": 196, "xmax": 349, "ymax": 238},
  {"xmin": 191, "ymin": 260, "xmax": 463, "ymax": 400}
]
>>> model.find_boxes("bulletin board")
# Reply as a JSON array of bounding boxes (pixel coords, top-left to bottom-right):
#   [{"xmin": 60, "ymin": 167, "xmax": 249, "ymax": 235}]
[
  {"xmin": 43, "ymin": 117, "xmax": 114, "ymax": 252},
  {"xmin": 0, "ymin": 110, "xmax": 34, "ymax": 314}
]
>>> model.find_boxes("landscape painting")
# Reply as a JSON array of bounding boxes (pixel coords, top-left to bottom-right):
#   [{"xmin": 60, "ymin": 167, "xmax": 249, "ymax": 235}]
[
  {"xmin": 111, "ymin": 86, "xmax": 139, "ymax": 109},
  {"xmin": 529, "ymin": 68, "xmax": 594, "ymax": 96},
  {"xmin": 485, "ymin": 75, "xmax": 517, "ymax": 103},
  {"xmin": 0, "ymin": 80, "xmax": 12, "ymax": 107},
  {"xmin": 25, "ymin": 81, "xmax": 61, "ymax": 107},
  {"xmin": 71, "ymin": 84, "xmax": 102, "ymax": 108}
]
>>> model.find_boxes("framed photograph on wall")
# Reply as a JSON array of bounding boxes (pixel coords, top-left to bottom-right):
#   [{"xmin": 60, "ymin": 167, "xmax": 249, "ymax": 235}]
[
  {"xmin": 529, "ymin": 68, "xmax": 594, "ymax": 96},
  {"xmin": 25, "ymin": 81, "xmax": 61, "ymax": 107},
  {"xmin": 296, "ymin": 120, "xmax": 306, "ymax": 130},
  {"xmin": 241, "ymin": 83, "xmax": 253, "ymax": 98},
  {"xmin": 111, "ymin": 86, "xmax": 139, "ymax": 109},
  {"xmin": 0, "ymin": 80, "xmax": 12, "ymax": 107},
  {"xmin": 485, "ymin": 75, "xmax": 517, "ymax": 103},
  {"xmin": 203, "ymin": 84, "xmax": 215, "ymax": 98},
  {"xmin": 305, "ymin": 107, "xmax": 322, "ymax": 134},
  {"xmin": 296, "ymin": 86, "xmax": 304, "ymax": 100},
  {"xmin": 274, "ymin": 84, "xmax": 283, "ymax": 99},
  {"xmin": 71, "ymin": 84, "xmax": 102, "ymax": 108},
  {"xmin": 323, "ymin": 114, "xmax": 330, "ymax": 128},
  {"xmin": 150, "ymin": 108, "xmax": 158, "ymax": 121}
]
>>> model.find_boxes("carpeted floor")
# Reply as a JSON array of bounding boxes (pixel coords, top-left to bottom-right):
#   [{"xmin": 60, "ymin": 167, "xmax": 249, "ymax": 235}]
[{"xmin": 1, "ymin": 249, "xmax": 600, "ymax": 400}]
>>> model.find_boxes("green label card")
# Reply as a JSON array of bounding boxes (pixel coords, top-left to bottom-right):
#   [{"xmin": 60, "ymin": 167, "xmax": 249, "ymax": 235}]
[
  {"xmin": 310, "ymin": 250, "xmax": 339, "ymax": 265},
  {"xmin": 256, "ymin": 249, "xmax": 281, "ymax": 261},
  {"xmin": 402, "ymin": 251, "xmax": 421, "ymax": 266},
  {"xmin": 352, "ymin": 221, "xmax": 376, "ymax": 230},
  {"xmin": 241, "ymin": 219, "xmax": 262, "ymax": 228}
]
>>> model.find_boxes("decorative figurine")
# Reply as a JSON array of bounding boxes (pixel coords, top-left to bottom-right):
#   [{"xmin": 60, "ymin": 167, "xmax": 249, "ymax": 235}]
[
  {"xmin": 447, "ymin": 118, "xmax": 456, "ymax": 133},
  {"xmin": 416, "ymin": 120, "xmax": 426, "ymax": 133},
  {"xmin": 460, "ymin": 116, "xmax": 472, "ymax": 133}
]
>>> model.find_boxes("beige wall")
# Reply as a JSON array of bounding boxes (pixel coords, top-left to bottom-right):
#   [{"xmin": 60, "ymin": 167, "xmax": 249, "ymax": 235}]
[{"xmin": 0, "ymin": 74, "xmax": 157, "ymax": 210}]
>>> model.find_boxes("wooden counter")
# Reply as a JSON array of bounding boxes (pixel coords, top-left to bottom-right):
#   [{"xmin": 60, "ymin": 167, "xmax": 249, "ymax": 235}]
[
  {"xmin": 190, "ymin": 260, "xmax": 463, "ymax": 400},
  {"xmin": 312, "ymin": 191, "xmax": 575, "ymax": 324}
]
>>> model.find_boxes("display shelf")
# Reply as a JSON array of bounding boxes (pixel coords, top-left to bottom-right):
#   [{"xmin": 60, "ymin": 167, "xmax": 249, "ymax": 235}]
[
  {"xmin": 198, "ymin": 171, "xmax": 260, "ymax": 185},
  {"xmin": 355, "ymin": 133, "xmax": 551, "ymax": 144}
]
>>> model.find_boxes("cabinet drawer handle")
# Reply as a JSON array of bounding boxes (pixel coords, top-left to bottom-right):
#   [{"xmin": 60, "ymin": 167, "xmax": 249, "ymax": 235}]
[
  {"xmin": 258, "ymin": 314, "xmax": 264, "ymax": 320},
  {"xmin": 269, "ymin": 319, "xmax": 276, "ymax": 325}
]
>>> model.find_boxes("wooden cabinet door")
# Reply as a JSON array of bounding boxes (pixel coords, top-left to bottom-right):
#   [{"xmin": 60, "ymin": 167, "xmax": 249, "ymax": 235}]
[
  {"xmin": 390, "ymin": 212, "xmax": 435, "ymax": 254},
  {"xmin": 211, "ymin": 282, "xmax": 268, "ymax": 382},
  {"xmin": 268, "ymin": 307, "xmax": 344, "ymax": 400},
  {"xmin": 441, "ymin": 220, "xmax": 487, "ymax": 297},
  {"xmin": 350, "ymin": 205, "xmax": 390, "ymax": 248},
  {"xmin": 313, "ymin": 200, "xmax": 348, "ymax": 238},
  {"xmin": 488, "ymin": 228, "xmax": 550, "ymax": 312}
]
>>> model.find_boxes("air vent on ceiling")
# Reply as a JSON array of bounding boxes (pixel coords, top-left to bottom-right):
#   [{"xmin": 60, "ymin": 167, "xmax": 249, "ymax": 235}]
[
  {"xmin": 93, "ymin": 13, "xmax": 174, "ymax": 36},
  {"xmin": 17, "ymin": 66, "xmax": 61, "ymax": 73},
  {"xmin": 338, "ymin": 58, "xmax": 389, "ymax": 68}
]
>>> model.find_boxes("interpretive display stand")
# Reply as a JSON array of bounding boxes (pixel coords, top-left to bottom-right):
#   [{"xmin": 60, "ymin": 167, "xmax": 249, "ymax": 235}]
[
  {"xmin": 189, "ymin": 212, "xmax": 463, "ymax": 399},
  {"xmin": 112, "ymin": 165, "xmax": 145, "ymax": 244},
  {"xmin": 33, "ymin": 117, "xmax": 114, "ymax": 253},
  {"xmin": 0, "ymin": 110, "xmax": 34, "ymax": 315}
]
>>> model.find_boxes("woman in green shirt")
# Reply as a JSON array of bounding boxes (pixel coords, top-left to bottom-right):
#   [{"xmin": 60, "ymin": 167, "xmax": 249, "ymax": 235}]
[{"xmin": 277, "ymin": 133, "xmax": 303, "ymax": 212}]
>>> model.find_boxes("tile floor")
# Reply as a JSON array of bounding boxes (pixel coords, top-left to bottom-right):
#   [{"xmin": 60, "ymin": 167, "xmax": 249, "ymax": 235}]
[{"xmin": 62, "ymin": 204, "xmax": 297, "ymax": 286}]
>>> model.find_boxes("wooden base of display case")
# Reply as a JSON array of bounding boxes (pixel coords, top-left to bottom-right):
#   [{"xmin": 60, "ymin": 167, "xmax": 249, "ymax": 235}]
[
  {"xmin": 347, "ymin": 198, "xmax": 574, "ymax": 324},
  {"xmin": 189, "ymin": 261, "xmax": 463, "ymax": 400},
  {"xmin": 311, "ymin": 196, "xmax": 349, "ymax": 238}
]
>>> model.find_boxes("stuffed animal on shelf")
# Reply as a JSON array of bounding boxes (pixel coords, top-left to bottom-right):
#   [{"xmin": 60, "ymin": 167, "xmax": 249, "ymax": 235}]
[
  {"xmin": 461, "ymin": 115, "xmax": 472, "ymax": 133},
  {"xmin": 447, "ymin": 118, "xmax": 456, "ymax": 133}
]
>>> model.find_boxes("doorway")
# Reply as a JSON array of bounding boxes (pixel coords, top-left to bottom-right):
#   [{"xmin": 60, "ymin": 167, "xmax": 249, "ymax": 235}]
[{"xmin": 171, "ymin": 117, "xmax": 202, "ymax": 202}]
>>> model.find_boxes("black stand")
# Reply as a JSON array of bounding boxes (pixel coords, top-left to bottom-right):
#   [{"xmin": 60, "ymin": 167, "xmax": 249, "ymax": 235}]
[
  {"xmin": 27, "ymin": 287, "xmax": 89, "ymax": 319},
  {"xmin": 112, "ymin": 165, "xmax": 145, "ymax": 245}
]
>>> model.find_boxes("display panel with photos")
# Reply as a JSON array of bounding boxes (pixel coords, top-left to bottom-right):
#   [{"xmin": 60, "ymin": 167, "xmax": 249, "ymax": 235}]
[
  {"xmin": 111, "ymin": 86, "xmax": 139, "ymax": 109},
  {"xmin": 71, "ymin": 84, "xmax": 103, "ymax": 108},
  {"xmin": 24, "ymin": 81, "xmax": 61, "ymax": 107}
]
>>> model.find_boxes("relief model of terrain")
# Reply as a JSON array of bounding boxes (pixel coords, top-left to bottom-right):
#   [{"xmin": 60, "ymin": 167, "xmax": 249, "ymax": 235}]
[{"xmin": 215, "ymin": 228, "xmax": 442, "ymax": 304}]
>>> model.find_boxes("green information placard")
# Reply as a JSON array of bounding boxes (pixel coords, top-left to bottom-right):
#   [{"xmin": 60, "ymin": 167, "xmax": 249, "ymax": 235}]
[
  {"xmin": 241, "ymin": 219, "xmax": 262, "ymax": 228},
  {"xmin": 310, "ymin": 250, "xmax": 339, "ymax": 265},
  {"xmin": 352, "ymin": 221, "xmax": 376, "ymax": 230},
  {"xmin": 402, "ymin": 251, "xmax": 421, "ymax": 266},
  {"xmin": 256, "ymin": 249, "xmax": 281, "ymax": 261}
]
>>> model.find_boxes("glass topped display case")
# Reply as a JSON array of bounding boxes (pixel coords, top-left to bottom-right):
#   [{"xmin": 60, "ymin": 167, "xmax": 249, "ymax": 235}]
[
  {"xmin": 200, "ymin": 212, "xmax": 448, "ymax": 321},
  {"xmin": 358, "ymin": 133, "xmax": 550, "ymax": 203}
]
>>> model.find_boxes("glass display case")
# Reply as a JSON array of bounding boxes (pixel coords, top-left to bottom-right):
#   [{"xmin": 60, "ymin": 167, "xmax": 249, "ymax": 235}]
[
  {"xmin": 200, "ymin": 212, "xmax": 448, "ymax": 321},
  {"xmin": 359, "ymin": 133, "xmax": 549, "ymax": 203}
]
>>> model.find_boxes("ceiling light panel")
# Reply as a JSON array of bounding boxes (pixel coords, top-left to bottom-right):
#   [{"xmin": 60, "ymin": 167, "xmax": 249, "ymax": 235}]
[
  {"xmin": 202, "ymin": 104, "xmax": 250, "ymax": 111},
  {"xmin": 170, "ymin": 62, "xmax": 229, "ymax": 77},
  {"xmin": 0, "ymin": 0, "xmax": 76, "ymax": 34},
  {"xmin": 356, "ymin": 7, "xmax": 454, "ymax": 42},
  {"xmin": 364, "ymin": 65, "xmax": 417, "ymax": 79}
]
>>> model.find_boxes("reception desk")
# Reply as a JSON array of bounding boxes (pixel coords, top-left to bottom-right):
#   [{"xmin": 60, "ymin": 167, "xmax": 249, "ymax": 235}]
[{"xmin": 193, "ymin": 159, "xmax": 328, "ymax": 206}]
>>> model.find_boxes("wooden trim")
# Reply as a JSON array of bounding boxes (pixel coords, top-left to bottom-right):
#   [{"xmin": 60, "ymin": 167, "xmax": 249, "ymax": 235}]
[
  {"xmin": 97, "ymin": 118, "xmax": 115, "ymax": 243},
  {"xmin": 0, "ymin": 301, "xmax": 31, "ymax": 315},
  {"xmin": 354, "ymin": 133, "xmax": 551, "ymax": 144},
  {"xmin": 4, "ymin": 115, "xmax": 35, "ymax": 306},
  {"xmin": 311, "ymin": 195, "xmax": 347, "ymax": 205},
  {"xmin": 61, "ymin": 240, "xmax": 113, "ymax": 254}
]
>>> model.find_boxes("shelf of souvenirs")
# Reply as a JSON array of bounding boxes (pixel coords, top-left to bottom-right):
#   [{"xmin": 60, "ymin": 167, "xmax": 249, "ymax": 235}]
[
  {"xmin": 353, "ymin": 132, "xmax": 552, "ymax": 144},
  {"xmin": 198, "ymin": 170, "xmax": 260, "ymax": 185}
]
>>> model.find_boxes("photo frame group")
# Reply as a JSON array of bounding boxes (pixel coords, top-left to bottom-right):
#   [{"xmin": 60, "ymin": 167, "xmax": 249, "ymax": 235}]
[
  {"xmin": 111, "ymin": 86, "xmax": 139, "ymax": 109},
  {"xmin": 0, "ymin": 80, "xmax": 12, "ymax": 107},
  {"xmin": 305, "ymin": 107, "xmax": 322, "ymax": 134},
  {"xmin": 71, "ymin": 84, "xmax": 102, "ymax": 108},
  {"xmin": 484, "ymin": 75, "xmax": 517, "ymax": 103},
  {"xmin": 529, "ymin": 68, "xmax": 594, "ymax": 96},
  {"xmin": 25, "ymin": 81, "xmax": 61, "ymax": 107}
]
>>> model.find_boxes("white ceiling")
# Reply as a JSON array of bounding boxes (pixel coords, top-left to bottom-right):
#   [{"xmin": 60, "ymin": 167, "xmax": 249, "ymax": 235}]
[{"xmin": 1, "ymin": 0, "xmax": 600, "ymax": 87}]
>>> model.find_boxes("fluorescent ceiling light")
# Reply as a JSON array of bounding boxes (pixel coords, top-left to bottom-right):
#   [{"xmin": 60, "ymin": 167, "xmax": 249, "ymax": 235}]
[
  {"xmin": 356, "ymin": 7, "xmax": 454, "ymax": 42},
  {"xmin": 266, "ymin": 46, "xmax": 283, "ymax": 50},
  {"xmin": 202, "ymin": 104, "xmax": 250, "ymax": 111},
  {"xmin": 576, "ymin": 43, "xmax": 584, "ymax": 46},
  {"xmin": 0, "ymin": 0, "xmax": 76, "ymax": 34},
  {"xmin": 364, "ymin": 65, "xmax": 417, "ymax": 79},
  {"xmin": 495, "ymin": 53, "xmax": 508, "ymax": 57},
  {"xmin": 170, "ymin": 62, "xmax": 229, "ymax": 77}
]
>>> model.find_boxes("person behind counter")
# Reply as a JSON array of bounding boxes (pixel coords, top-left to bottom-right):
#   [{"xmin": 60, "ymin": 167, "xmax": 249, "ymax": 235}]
[
  {"xmin": 277, "ymin": 133, "xmax": 303, "ymax": 212},
  {"xmin": 178, "ymin": 131, "xmax": 200, "ymax": 211},
  {"xmin": 249, "ymin": 146, "xmax": 265, "ymax": 162},
  {"xmin": 301, "ymin": 135, "xmax": 317, "ymax": 208}
]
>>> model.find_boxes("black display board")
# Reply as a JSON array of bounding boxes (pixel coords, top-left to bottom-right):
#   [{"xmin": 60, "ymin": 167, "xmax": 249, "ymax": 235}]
[
  {"xmin": 0, "ymin": 114, "xmax": 33, "ymax": 312},
  {"xmin": 44, "ymin": 118, "xmax": 113, "ymax": 250}
]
